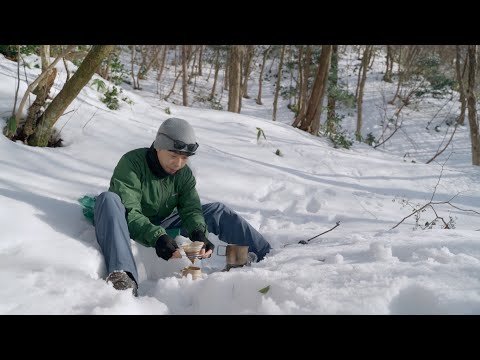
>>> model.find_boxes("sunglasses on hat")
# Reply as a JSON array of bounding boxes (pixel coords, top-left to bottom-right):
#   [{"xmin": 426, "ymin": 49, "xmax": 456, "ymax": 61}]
[{"xmin": 160, "ymin": 133, "xmax": 199, "ymax": 153}]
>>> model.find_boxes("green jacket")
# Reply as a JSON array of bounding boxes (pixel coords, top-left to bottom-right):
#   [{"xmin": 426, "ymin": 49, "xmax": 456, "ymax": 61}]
[{"xmin": 108, "ymin": 146, "xmax": 207, "ymax": 247}]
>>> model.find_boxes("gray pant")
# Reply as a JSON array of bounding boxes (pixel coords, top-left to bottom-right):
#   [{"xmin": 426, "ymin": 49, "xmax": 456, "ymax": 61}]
[{"xmin": 94, "ymin": 191, "xmax": 271, "ymax": 284}]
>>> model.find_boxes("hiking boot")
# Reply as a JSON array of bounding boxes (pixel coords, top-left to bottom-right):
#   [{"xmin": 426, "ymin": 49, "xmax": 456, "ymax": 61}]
[{"xmin": 106, "ymin": 271, "xmax": 138, "ymax": 297}]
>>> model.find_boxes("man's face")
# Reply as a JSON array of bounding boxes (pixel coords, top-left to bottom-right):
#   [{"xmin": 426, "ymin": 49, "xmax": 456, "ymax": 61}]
[{"xmin": 157, "ymin": 149, "xmax": 189, "ymax": 175}]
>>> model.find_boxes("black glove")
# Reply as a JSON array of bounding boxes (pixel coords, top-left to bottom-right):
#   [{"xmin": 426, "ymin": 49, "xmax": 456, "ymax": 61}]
[
  {"xmin": 155, "ymin": 234, "xmax": 179, "ymax": 261},
  {"xmin": 190, "ymin": 229, "xmax": 215, "ymax": 253}
]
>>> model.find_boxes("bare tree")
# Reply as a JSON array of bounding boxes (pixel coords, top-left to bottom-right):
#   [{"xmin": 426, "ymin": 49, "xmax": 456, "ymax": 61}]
[
  {"xmin": 156, "ymin": 45, "xmax": 167, "ymax": 95},
  {"xmin": 227, "ymin": 45, "xmax": 243, "ymax": 113},
  {"xmin": 98, "ymin": 49, "xmax": 114, "ymax": 80},
  {"xmin": 294, "ymin": 45, "xmax": 303, "ymax": 112},
  {"xmin": 256, "ymin": 45, "xmax": 272, "ymax": 105},
  {"xmin": 224, "ymin": 50, "xmax": 229, "ymax": 91},
  {"xmin": 135, "ymin": 46, "xmax": 162, "ymax": 89},
  {"xmin": 389, "ymin": 45, "xmax": 421, "ymax": 105},
  {"xmin": 23, "ymin": 67, "xmax": 57, "ymax": 139},
  {"xmin": 310, "ymin": 46, "xmax": 332, "ymax": 136},
  {"xmin": 23, "ymin": 46, "xmax": 58, "ymax": 138},
  {"xmin": 198, "ymin": 45, "xmax": 203, "ymax": 76},
  {"xmin": 455, "ymin": 45, "xmax": 467, "ymax": 125},
  {"xmin": 182, "ymin": 45, "xmax": 189, "ymax": 106},
  {"xmin": 241, "ymin": 45, "xmax": 255, "ymax": 99},
  {"xmin": 5, "ymin": 45, "xmax": 75, "ymax": 139},
  {"xmin": 293, "ymin": 45, "xmax": 312, "ymax": 127},
  {"xmin": 293, "ymin": 45, "xmax": 332, "ymax": 134},
  {"xmin": 164, "ymin": 46, "xmax": 195, "ymax": 102},
  {"xmin": 326, "ymin": 45, "xmax": 338, "ymax": 135},
  {"xmin": 272, "ymin": 45, "xmax": 286, "ymax": 121},
  {"xmin": 209, "ymin": 48, "xmax": 221, "ymax": 100},
  {"xmin": 356, "ymin": 45, "xmax": 374, "ymax": 141},
  {"xmin": 190, "ymin": 45, "xmax": 197, "ymax": 78},
  {"xmin": 383, "ymin": 45, "xmax": 394, "ymax": 82},
  {"xmin": 29, "ymin": 45, "xmax": 115, "ymax": 146},
  {"xmin": 130, "ymin": 45, "xmax": 137, "ymax": 89},
  {"xmin": 466, "ymin": 45, "xmax": 480, "ymax": 165}
]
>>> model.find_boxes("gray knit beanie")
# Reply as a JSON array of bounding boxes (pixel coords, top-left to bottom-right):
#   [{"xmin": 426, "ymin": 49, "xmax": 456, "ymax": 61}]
[{"xmin": 153, "ymin": 118, "xmax": 198, "ymax": 154}]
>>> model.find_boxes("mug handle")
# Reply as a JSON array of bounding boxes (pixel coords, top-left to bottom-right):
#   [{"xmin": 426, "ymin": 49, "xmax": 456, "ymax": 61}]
[{"xmin": 216, "ymin": 245, "xmax": 227, "ymax": 256}]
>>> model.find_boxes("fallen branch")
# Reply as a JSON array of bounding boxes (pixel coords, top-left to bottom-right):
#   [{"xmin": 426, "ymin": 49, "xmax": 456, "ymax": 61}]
[{"xmin": 283, "ymin": 221, "xmax": 341, "ymax": 247}]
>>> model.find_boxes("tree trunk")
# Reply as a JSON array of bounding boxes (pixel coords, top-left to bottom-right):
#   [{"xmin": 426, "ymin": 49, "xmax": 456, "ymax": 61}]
[
  {"xmin": 256, "ymin": 45, "xmax": 272, "ymax": 105},
  {"xmin": 383, "ymin": 45, "xmax": 393, "ymax": 82},
  {"xmin": 224, "ymin": 50, "xmax": 229, "ymax": 91},
  {"xmin": 227, "ymin": 45, "xmax": 242, "ymax": 113},
  {"xmin": 40, "ymin": 45, "xmax": 50, "ymax": 69},
  {"xmin": 326, "ymin": 45, "xmax": 338, "ymax": 134},
  {"xmin": 389, "ymin": 46, "xmax": 403, "ymax": 105},
  {"xmin": 130, "ymin": 45, "xmax": 138, "ymax": 89},
  {"xmin": 182, "ymin": 45, "xmax": 189, "ymax": 106},
  {"xmin": 295, "ymin": 45, "xmax": 303, "ymax": 112},
  {"xmin": 295, "ymin": 45, "xmax": 332, "ymax": 134},
  {"xmin": 455, "ymin": 45, "xmax": 467, "ymax": 126},
  {"xmin": 29, "ymin": 45, "xmax": 115, "ymax": 147},
  {"xmin": 135, "ymin": 45, "xmax": 147, "ymax": 87},
  {"xmin": 23, "ymin": 45, "xmax": 57, "ymax": 137},
  {"xmin": 356, "ymin": 45, "xmax": 373, "ymax": 141},
  {"xmin": 138, "ymin": 45, "xmax": 161, "ymax": 85},
  {"xmin": 209, "ymin": 49, "xmax": 221, "ymax": 100},
  {"xmin": 62, "ymin": 56, "xmax": 71, "ymax": 81},
  {"xmin": 156, "ymin": 46, "xmax": 167, "ymax": 95},
  {"xmin": 198, "ymin": 45, "xmax": 203, "ymax": 76},
  {"xmin": 23, "ymin": 68, "xmax": 57, "ymax": 138},
  {"xmin": 241, "ymin": 45, "xmax": 254, "ymax": 99},
  {"xmin": 174, "ymin": 46, "xmax": 178, "ymax": 76},
  {"xmin": 190, "ymin": 45, "xmax": 197, "ymax": 78},
  {"xmin": 272, "ymin": 45, "xmax": 286, "ymax": 121},
  {"xmin": 467, "ymin": 45, "xmax": 480, "ymax": 165},
  {"xmin": 293, "ymin": 45, "xmax": 312, "ymax": 128},
  {"xmin": 156, "ymin": 45, "xmax": 167, "ymax": 82},
  {"xmin": 100, "ymin": 51, "xmax": 113, "ymax": 80},
  {"xmin": 389, "ymin": 45, "xmax": 420, "ymax": 105},
  {"xmin": 164, "ymin": 69, "xmax": 183, "ymax": 101},
  {"xmin": 311, "ymin": 46, "xmax": 332, "ymax": 135}
]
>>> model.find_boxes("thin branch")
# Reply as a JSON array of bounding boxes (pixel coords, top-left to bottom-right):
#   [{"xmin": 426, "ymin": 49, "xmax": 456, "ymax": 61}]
[
  {"xmin": 374, "ymin": 101, "xmax": 407, "ymax": 150},
  {"xmin": 426, "ymin": 123, "xmax": 458, "ymax": 164},
  {"xmin": 391, "ymin": 153, "xmax": 479, "ymax": 230},
  {"xmin": 374, "ymin": 120, "xmax": 402, "ymax": 149},
  {"xmin": 391, "ymin": 203, "xmax": 429, "ymax": 230},
  {"xmin": 299, "ymin": 221, "xmax": 341, "ymax": 244},
  {"xmin": 429, "ymin": 152, "xmax": 452, "ymax": 202},
  {"xmin": 431, "ymin": 201, "xmax": 480, "ymax": 215},
  {"xmin": 82, "ymin": 108, "xmax": 101, "ymax": 130},
  {"xmin": 425, "ymin": 96, "xmax": 455, "ymax": 130},
  {"xmin": 282, "ymin": 222, "xmax": 341, "ymax": 248}
]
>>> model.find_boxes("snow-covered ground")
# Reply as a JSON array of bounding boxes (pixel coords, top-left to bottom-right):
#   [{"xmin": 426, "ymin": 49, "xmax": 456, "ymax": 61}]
[{"xmin": 0, "ymin": 46, "xmax": 479, "ymax": 314}]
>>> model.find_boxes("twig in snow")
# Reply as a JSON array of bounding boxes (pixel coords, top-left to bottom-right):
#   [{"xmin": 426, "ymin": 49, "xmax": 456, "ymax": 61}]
[{"xmin": 283, "ymin": 222, "xmax": 341, "ymax": 247}]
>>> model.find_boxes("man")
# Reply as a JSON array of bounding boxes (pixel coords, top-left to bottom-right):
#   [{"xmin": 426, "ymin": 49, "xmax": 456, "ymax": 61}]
[{"xmin": 94, "ymin": 117, "xmax": 271, "ymax": 296}]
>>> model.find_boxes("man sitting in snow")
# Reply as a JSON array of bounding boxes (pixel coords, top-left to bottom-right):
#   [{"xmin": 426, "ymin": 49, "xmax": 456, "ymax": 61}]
[{"xmin": 94, "ymin": 117, "xmax": 271, "ymax": 296}]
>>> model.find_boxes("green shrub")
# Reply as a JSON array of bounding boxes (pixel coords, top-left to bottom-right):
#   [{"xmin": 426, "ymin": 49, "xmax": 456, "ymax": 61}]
[{"xmin": 102, "ymin": 87, "xmax": 120, "ymax": 110}]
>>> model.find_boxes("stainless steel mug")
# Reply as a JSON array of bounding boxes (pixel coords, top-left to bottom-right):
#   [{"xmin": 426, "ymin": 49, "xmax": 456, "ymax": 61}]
[{"xmin": 216, "ymin": 244, "xmax": 250, "ymax": 270}]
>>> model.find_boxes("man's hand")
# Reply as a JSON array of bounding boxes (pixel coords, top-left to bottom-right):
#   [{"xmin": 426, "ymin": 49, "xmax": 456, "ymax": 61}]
[
  {"xmin": 155, "ymin": 234, "xmax": 181, "ymax": 261},
  {"xmin": 190, "ymin": 229, "xmax": 214, "ymax": 258}
]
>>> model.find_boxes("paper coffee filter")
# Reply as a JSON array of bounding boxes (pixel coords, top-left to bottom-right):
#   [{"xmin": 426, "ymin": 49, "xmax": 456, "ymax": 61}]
[{"xmin": 182, "ymin": 241, "xmax": 204, "ymax": 252}]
